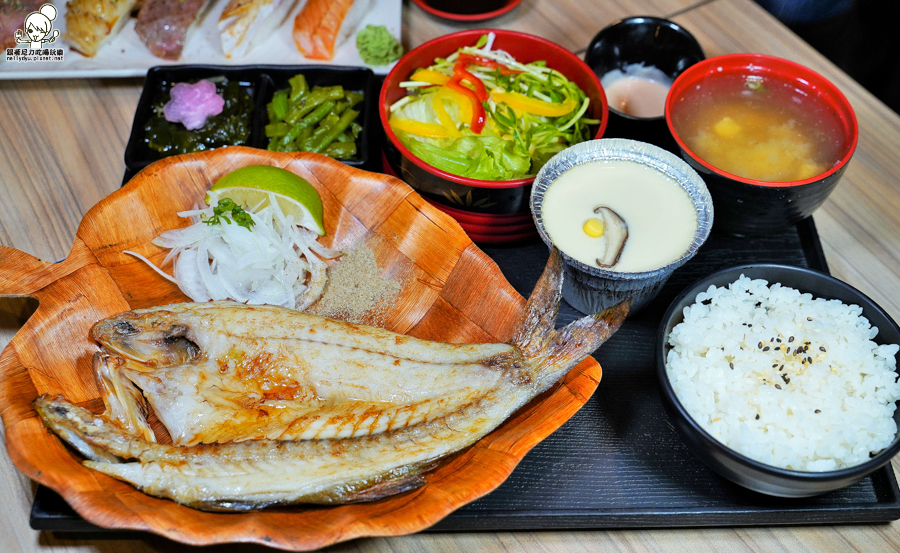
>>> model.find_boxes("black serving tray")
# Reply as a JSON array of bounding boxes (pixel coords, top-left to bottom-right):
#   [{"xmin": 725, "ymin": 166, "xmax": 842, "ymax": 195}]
[
  {"xmin": 30, "ymin": 215, "xmax": 900, "ymax": 533},
  {"xmin": 124, "ymin": 65, "xmax": 380, "ymax": 174}
]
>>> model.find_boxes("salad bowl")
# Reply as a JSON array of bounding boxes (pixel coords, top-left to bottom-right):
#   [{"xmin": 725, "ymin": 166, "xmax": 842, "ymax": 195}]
[
  {"xmin": 0, "ymin": 147, "xmax": 601, "ymax": 550},
  {"xmin": 380, "ymin": 29, "xmax": 608, "ymax": 241}
]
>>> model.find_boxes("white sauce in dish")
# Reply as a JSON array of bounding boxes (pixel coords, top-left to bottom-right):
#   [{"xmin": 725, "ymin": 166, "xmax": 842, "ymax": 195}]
[{"xmin": 542, "ymin": 160, "xmax": 698, "ymax": 272}]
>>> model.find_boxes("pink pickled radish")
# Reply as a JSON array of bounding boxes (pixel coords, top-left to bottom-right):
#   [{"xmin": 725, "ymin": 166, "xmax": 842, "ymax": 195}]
[{"xmin": 163, "ymin": 80, "xmax": 225, "ymax": 130}]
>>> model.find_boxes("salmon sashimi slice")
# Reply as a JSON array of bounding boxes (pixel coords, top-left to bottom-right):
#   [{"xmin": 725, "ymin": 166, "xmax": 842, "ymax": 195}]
[{"xmin": 292, "ymin": 0, "xmax": 370, "ymax": 61}]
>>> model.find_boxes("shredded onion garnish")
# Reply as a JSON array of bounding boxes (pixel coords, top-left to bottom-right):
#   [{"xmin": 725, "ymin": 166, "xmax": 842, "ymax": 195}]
[{"xmin": 126, "ymin": 195, "xmax": 341, "ymax": 310}]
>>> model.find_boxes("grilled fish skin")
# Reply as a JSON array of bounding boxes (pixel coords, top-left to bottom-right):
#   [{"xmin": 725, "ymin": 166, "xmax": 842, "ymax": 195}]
[
  {"xmin": 36, "ymin": 248, "xmax": 629, "ymax": 511},
  {"xmin": 218, "ymin": 0, "xmax": 295, "ymax": 59},
  {"xmin": 64, "ymin": 0, "xmax": 142, "ymax": 58}
]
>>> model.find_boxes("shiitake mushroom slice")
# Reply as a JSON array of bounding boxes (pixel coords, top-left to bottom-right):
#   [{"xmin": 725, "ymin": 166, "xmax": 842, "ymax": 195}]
[{"xmin": 594, "ymin": 205, "xmax": 628, "ymax": 268}]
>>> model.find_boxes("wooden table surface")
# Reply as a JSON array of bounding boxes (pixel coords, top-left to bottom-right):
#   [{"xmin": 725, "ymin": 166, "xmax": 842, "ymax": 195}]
[{"xmin": 3, "ymin": 0, "xmax": 900, "ymax": 551}]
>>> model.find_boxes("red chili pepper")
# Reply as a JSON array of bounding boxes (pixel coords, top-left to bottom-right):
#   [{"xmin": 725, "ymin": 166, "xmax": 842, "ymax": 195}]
[
  {"xmin": 457, "ymin": 53, "xmax": 522, "ymax": 75},
  {"xmin": 446, "ymin": 73, "xmax": 486, "ymax": 134}
]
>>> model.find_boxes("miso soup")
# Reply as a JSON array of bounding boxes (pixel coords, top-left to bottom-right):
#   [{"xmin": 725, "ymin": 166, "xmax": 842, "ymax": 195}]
[{"xmin": 671, "ymin": 74, "xmax": 848, "ymax": 182}]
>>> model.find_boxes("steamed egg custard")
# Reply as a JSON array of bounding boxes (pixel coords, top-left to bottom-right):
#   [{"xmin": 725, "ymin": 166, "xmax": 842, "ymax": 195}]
[{"xmin": 542, "ymin": 160, "xmax": 698, "ymax": 272}]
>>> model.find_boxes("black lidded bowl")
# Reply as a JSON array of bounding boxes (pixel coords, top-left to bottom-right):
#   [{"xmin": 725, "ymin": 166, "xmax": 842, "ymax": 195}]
[
  {"xmin": 584, "ymin": 16, "xmax": 704, "ymax": 151},
  {"xmin": 124, "ymin": 65, "xmax": 378, "ymax": 174},
  {"xmin": 657, "ymin": 264, "xmax": 900, "ymax": 497}
]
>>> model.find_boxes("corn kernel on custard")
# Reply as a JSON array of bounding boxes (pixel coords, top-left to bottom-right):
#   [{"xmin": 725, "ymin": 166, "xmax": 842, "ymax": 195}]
[
  {"xmin": 541, "ymin": 160, "xmax": 698, "ymax": 272},
  {"xmin": 670, "ymin": 74, "xmax": 847, "ymax": 182}
]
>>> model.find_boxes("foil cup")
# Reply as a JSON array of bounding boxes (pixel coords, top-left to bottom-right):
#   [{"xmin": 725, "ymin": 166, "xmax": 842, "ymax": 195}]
[{"xmin": 530, "ymin": 139, "xmax": 713, "ymax": 315}]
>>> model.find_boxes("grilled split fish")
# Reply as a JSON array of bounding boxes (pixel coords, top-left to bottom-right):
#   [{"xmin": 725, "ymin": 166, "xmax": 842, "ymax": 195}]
[{"xmin": 35, "ymin": 248, "xmax": 629, "ymax": 511}]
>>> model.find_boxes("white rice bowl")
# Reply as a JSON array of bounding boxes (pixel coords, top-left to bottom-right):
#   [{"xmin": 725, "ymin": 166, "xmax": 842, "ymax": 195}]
[{"xmin": 666, "ymin": 275, "xmax": 900, "ymax": 472}]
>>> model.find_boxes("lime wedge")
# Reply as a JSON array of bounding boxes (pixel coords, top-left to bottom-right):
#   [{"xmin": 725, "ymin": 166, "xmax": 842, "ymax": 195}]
[{"xmin": 207, "ymin": 165, "xmax": 325, "ymax": 235}]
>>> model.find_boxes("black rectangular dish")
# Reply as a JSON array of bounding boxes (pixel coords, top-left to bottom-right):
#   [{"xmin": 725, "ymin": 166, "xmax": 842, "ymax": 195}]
[
  {"xmin": 124, "ymin": 65, "xmax": 380, "ymax": 174},
  {"xmin": 30, "ymin": 216, "xmax": 900, "ymax": 533}
]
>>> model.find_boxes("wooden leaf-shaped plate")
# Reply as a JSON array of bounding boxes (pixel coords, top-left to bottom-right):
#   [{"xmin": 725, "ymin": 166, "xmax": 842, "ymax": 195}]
[{"xmin": 0, "ymin": 146, "xmax": 601, "ymax": 550}]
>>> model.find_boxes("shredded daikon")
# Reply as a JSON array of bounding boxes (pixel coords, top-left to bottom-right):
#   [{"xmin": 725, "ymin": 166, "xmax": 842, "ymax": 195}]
[{"xmin": 126, "ymin": 196, "xmax": 341, "ymax": 310}]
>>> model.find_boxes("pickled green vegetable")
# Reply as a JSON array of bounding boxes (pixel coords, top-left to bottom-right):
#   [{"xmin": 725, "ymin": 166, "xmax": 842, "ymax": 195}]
[
  {"xmin": 144, "ymin": 79, "xmax": 253, "ymax": 157},
  {"xmin": 266, "ymin": 74, "xmax": 364, "ymax": 160}
]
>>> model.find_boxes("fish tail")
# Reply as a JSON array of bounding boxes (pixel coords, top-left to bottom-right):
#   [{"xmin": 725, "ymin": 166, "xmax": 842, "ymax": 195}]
[
  {"xmin": 511, "ymin": 248, "xmax": 630, "ymax": 387},
  {"xmin": 510, "ymin": 247, "xmax": 566, "ymax": 357}
]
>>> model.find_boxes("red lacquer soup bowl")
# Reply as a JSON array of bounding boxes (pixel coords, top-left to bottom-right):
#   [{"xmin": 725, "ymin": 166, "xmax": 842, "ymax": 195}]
[{"xmin": 666, "ymin": 53, "xmax": 857, "ymax": 235}]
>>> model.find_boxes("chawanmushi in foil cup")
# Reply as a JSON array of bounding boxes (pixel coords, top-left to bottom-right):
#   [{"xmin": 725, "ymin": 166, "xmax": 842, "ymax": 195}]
[{"xmin": 530, "ymin": 138, "xmax": 713, "ymax": 314}]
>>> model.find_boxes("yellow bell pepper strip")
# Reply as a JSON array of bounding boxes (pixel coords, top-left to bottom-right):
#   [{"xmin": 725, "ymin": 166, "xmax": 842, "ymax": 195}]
[
  {"xmin": 491, "ymin": 90, "xmax": 578, "ymax": 117},
  {"xmin": 442, "ymin": 86, "xmax": 473, "ymax": 124},
  {"xmin": 390, "ymin": 117, "xmax": 452, "ymax": 138},
  {"xmin": 432, "ymin": 87, "xmax": 463, "ymax": 137},
  {"xmin": 408, "ymin": 69, "xmax": 450, "ymax": 86}
]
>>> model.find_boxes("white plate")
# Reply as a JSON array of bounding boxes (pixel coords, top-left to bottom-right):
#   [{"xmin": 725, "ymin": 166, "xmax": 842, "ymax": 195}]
[{"xmin": 0, "ymin": 0, "xmax": 400, "ymax": 79}]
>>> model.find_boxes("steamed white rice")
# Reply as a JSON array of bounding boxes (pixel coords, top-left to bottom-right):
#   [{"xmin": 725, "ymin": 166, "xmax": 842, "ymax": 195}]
[{"xmin": 666, "ymin": 275, "xmax": 900, "ymax": 471}]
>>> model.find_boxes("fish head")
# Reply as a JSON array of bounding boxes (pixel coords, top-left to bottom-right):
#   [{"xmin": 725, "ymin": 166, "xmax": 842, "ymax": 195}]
[{"xmin": 91, "ymin": 310, "xmax": 203, "ymax": 367}]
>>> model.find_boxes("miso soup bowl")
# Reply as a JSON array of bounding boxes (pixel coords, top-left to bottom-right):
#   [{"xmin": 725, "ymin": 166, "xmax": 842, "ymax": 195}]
[
  {"xmin": 530, "ymin": 139, "xmax": 713, "ymax": 315},
  {"xmin": 657, "ymin": 264, "xmax": 900, "ymax": 497},
  {"xmin": 665, "ymin": 54, "xmax": 858, "ymax": 235}
]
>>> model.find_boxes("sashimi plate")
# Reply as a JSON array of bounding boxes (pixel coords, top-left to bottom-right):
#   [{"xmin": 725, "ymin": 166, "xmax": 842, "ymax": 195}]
[
  {"xmin": 0, "ymin": 147, "xmax": 601, "ymax": 550},
  {"xmin": 0, "ymin": 0, "xmax": 401, "ymax": 79}
]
